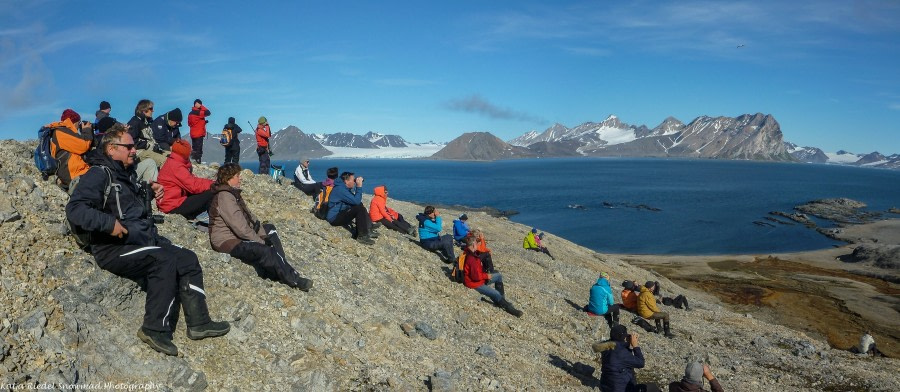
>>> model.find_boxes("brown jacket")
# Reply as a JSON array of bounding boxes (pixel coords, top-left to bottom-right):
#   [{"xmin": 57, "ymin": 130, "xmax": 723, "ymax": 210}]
[{"xmin": 208, "ymin": 184, "xmax": 266, "ymax": 253}]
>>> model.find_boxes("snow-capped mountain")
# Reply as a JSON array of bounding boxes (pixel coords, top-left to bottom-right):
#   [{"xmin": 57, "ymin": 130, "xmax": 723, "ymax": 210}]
[
  {"xmin": 314, "ymin": 132, "xmax": 378, "ymax": 149},
  {"xmin": 364, "ymin": 132, "xmax": 408, "ymax": 148},
  {"xmin": 784, "ymin": 142, "xmax": 828, "ymax": 163}
]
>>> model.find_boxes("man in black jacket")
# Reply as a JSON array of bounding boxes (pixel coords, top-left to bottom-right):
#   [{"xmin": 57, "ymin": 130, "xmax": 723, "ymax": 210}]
[
  {"xmin": 151, "ymin": 108, "xmax": 182, "ymax": 152},
  {"xmin": 223, "ymin": 117, "xmax": 242, "ymax": 164},
  {"xmin": 65, "ymin": 125, "xmax": 229, "ymax": 356}
]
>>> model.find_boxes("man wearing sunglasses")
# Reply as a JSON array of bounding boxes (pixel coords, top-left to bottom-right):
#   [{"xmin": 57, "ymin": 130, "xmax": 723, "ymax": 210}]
[{"xmin": 66, "ymin": 124, "xmax": 230, "ymax": 356}]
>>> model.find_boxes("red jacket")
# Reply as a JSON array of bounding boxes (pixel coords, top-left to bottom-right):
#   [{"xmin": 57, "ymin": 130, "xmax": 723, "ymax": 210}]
[
  {"xmin": 156, "ymin": 153, "xmax": 214, "ymax": 213},
  {"xmin": 187, "ymin": 106, "xmax": 211, "ymax": 138},
  {"xmin": 255, "ymin": 124, "xmax": 270, "ymax": 147},
  {"xmin": 463, "ymin": 248, "xmax": 489, "ymax": 289},
  {"xmin": 369, "ymin": 185, "xmax": 399, "ymax": 222}
]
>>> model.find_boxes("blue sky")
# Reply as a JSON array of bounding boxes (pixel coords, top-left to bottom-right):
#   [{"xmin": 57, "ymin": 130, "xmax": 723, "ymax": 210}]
[{"xmin": 2, "ymin": 0, "xmax": 899, "ymax": 153}]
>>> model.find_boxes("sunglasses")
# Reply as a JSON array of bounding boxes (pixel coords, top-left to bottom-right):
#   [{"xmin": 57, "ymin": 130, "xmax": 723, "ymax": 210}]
[{"xmin": 113, "ymin": 143, "xmax": 136, "ymax": 150}]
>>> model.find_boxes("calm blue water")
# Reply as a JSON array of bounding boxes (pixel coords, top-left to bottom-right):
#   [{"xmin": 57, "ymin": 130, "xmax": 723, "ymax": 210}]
[{"xmin": 247, "ymin": 158, "xmax": 900, "ymax": 255}]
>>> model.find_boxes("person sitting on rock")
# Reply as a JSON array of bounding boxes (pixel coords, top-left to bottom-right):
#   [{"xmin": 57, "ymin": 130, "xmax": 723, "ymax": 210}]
[
  {"xmin": 323, "ymin": 166, "xmax": 339, "ymax": 187},
  {"xmin": 652, "ymin": 281, "xmax": 691, "ymax": 310},
  {"xmin": 638, "ymin": 281, "xmax": 675, "ymax": 338},
  {"xmin": 326, "ymin": 171, "xmax": 376, "ymax": 245},
  {"xmin": 156, "ymin": 139, "xmax": 214, "ymax": 220},
  {"xmin": 470, "ymin": 228, "xmax": 495, "ymax": 272},
  {"xmin": 452, "ymin": 213, "xmax": 470, "ymax": 245},
  {"xmin": 853, "ymin": 332, "xmax": 883, "ymax": 356},
  {"xmin": 48, "ymin": 109, "xmax": 94, "ymax": 190},
  {"xmin": 523, "ymin": 228, "xmax": 554, "ymax": 259},
  {"xmin": 369, "ymin": 185, "xmax": 415, "ymax": 236},
  {"xmin": 415, "ymin": 206, "xmax": 456, "ymax": 262},
  {"xmin": 292, "ymin": 158, "xmax": 324, "ymax": 198},
  {"xmin": 593, "ymin": 324, "xmax": 658, "ymax": 392},
  {"xmin": 150, "ymin": 108, "xmax": 183, "ymax": 152},
  {"xmin": 208, "ymin": 163, "xmax": 313, "ymax": 291},
  {"xmin": 66, "ymin": 126, "xmax": 230, "ymax": 356},
  {"xmin": 586, "ymin": 272, "xmax": 621, "ymax": 329},
  {"xmin": 462, "ymin": 236, "xmax": 523, "ymax": 317},
  {"xmin": 668, "ymin": 361, "xmax": 724, "ymax": 392},
  {"xmin": 621, "ymin": 281, "xmax": 639, "ymax": 312}
]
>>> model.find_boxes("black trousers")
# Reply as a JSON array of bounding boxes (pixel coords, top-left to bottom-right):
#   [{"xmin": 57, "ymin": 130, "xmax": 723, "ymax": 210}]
[
  {"xmin": 662, "ymin": 295, "xmax": 689, "ymax": 309},
  {"xmin": 191, "ymin": 137, "xmax": 203, "ymax": 162},
  {"xmin": 168, "ymin": 190, "xmax": 214, "ymax": 220},
  {"xmin": 224, "ymin": 142, "xmax": 240, "ymax": 164},
  {"xmin": 420, "ymin": 234, "xmax": 455, "ymax": 261},
  {"xmin": 330, "ymin": 204, "xmax": 370, "ymax": 237},
  {"xmin": 292, "ymin": 180, "xmax": 323, "ymax": 197},
  {"xmin": 377, "ymin": 215, "xmax": 412, "ymax": 234},
  {"xmin": 257, "ymin": 147, "xmax": 270, "ymax": 174},
  {"xmin": 95, "ymin": 242, "xmax": 208, "ymax": 332},
  {"xmin": 479, "ymin": 252, "xmax": 495, "ymax": 273},
  {"xmin": 528, "ymin": 246, "xmax": 554, "ymax": 259},
  {"xmin": 229, "ymin": 224, "xmax": 302, "ymax": 285}
]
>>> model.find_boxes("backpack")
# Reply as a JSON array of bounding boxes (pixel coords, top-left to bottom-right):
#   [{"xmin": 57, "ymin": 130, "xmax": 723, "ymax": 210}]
[
  {"xmin": 450, "ymin": 253, "xmax": 466, "ymax": 283},
  {"xmin": 220, "ymin": 127, "xmax": 233, "ymax": 146},
  {"xmin": 34, "ymin": 126, "xmax": 59, "ymax": 180},
  {"xmin": 66, "ymin": 165, "xmax": 122, "ymax": 251},
  {"xmin": 312, "ymin": 185, "xmax": 334, "ymax": 220}
]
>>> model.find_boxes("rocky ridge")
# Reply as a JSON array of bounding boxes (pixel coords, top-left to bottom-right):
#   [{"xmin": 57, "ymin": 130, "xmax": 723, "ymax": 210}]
[{"xmin": 1, "ymin": 140, "xmax": 898, "ymax": 391}]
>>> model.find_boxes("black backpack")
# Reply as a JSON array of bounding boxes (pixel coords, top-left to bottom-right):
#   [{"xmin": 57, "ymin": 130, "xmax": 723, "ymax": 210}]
[{"xmin": 66, "ymin": 165, "xmax": 122, "ymax": 251}]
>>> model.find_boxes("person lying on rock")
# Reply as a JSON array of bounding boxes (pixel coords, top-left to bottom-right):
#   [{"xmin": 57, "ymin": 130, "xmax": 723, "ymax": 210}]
[
  {"xmin": 369, "ymin": 185, "xmax": 415, "ymax": 236},
  {"xmin": 586, "ymin": 272, "xmax": 621, "ymax": 329},
  {"xmin": 638, "ymin": 281, "xmax": 675, "ymax": 338},
  {"xmin": 668, "ymin": 361, "xmax": 724, "ymax": 392},
  {"xmin": 415, "ymin": 206, "xmax": 456, "ymax": 262},
  {"xmin": 651, "ymin": 281, "xmax": 691, "ymax": 311},
  {"xmin": 66, "ymin": 126, "xmax": 230, "ymax": 356},
  {"xmin": 593, "ymin": 325, "xmax": 660, "ymax": 392},
  {"xmin": 208, "ymin": 163, "xmax": 313, "ymax": 291},
  {"xmin": 156, "ymin": 139, "xmax": 214, "ymax": 220},
  {"xmin": 523, "ymin": 228, "xmax": 554, "ymax": 260},
  {"xmin": 326, "ymin": 171, "xmax": 378, "ymax": 245},
  {"xmin": 462, "ymin": 236, "xmax": 523, "ymax": 317}
]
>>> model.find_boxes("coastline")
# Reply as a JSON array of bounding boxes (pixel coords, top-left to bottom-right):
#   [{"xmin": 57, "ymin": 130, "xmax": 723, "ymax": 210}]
[{"xmin": 617, "ymin": 218, "xmax": 900, "ymax": 358}]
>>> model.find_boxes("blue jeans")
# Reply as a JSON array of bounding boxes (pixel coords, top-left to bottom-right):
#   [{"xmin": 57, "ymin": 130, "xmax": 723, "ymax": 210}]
[
  {"xmin": 420, "ymin": 234, "xmax": 455, "ymax": 260},
  {"xmin": 475, "ymin": 272, "xmax": 503, "ymax": 304}
]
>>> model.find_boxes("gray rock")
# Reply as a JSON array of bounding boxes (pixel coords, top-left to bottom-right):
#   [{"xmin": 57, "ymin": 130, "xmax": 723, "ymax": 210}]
[
  {"xmin": 751, "ymin": 336, "xmax": 770, "ymax": 349},
  {"xmin": 476, "ymin": 344, "xmax": 497, "ymax": 358},
  {"xmin": 848, "ymin": 244, "xmax": 900, "ymax": 269},
  {"xmin": 400, "ymin": 323, "xmax": 416, "ymax": 337},
  {"xmin": 22, "ymin": 309, "xmax": 46, "ymax": 339},
  {"xmin": 415, "ymin": 321, "xmax": 438, "ymax": 340},
  {"xmin": 430, "ymin": 369, "xmax": 456, "ymax": 392}
]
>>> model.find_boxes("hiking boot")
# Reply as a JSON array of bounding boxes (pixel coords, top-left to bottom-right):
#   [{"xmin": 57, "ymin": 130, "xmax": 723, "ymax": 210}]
[
  {"xmin": 663, "ymin": 321, "xmax": 675, "ymax": 339},
  {"xmin": 137, "ymin": 328, "xmax": 178, "ymax": 356},
  {"xmin": 357, "ymin": 235, "xmax": 376, "ymax": 245},
  {"xmin": 654, "ymin": 319, "xmax": 664, "ymax": 334},
  {"xmin": 498, "ymin": 299, "xmax": 523, "ymax": 318},
  {"xmin": 187, "ymin": 320, "xmax": 231, "ymax": 340},
  {"xmin": 285, "ymin": 276, "xmax": 313, "ymax": 292},
  {"xmin": 369, "ymin": 230, "xmax": 380, "ymax": 238},
  {"xmin": 407, "ymin": 227, "xmax": 417, "ymax": 237}
]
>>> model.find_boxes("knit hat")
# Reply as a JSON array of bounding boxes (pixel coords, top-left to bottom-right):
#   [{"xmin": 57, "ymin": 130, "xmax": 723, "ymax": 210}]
[
  {"xmin": 166, "ymin": 108, "xmax": 183, "ymax": 124},
  {"xmin": 60, "ymin": 109, "xmax": 81, "ymax": 124},
  {"xmin": 531, "ymin": 228, "xmax": 537, "ymax": 233},
  {"xmin": 622, "ymin": 280, "xmax": 634, "ymax": 290},
  {"xmin": 99, "ymin": 101, "xmax": 111, "ymax": 110},
  {"xmin": 599, "ymin": 272, "xmax": 609, "ymax": 280},
  {"xmin": 258, "ymin": 116, "xmax": 268, "ymax": 125},
  {"xmin": 96, "ymin": 117, "xmax": 117, "ymax": 133},
  {"xmin": 459, "ymin": 213, "xmax": 468, "ymax": 221},
  {"xmin": 645, "ymin": 281, "xmax": 655, "ymax": 290},
  {"xmin": 171, "ymin": 139, "xmax": 192, "ymax": 160},
  {"xmin": 610, "ymin": 325, "xmax": 628, "ymax": 342},
  {"xmin": 682, "ymin": 361, "xmax": 704, "ymax": 385},
  {"xmin": 228, "ymin": 117, "xmax": 236, "ymax": 124},
  {"xmin": 193, "ymin": 99, "xmax": 202, "ymax": 105}
]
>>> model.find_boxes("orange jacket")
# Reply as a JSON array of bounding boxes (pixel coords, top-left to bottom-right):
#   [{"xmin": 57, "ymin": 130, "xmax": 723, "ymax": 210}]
[
  {"xmin": 475, "ymin": 232, "xmax": 491, "ymax": 254},
  {"xmin": 369, "ymin": 186, "xmax": 399, "ymax": 222},
  {"xmin": 48, "ymin": 119, "xmax": 92, "ymax": 186},
  {"xmin": 255, "ymin": 124, "xmax": 270, "ymax": 147},
  {"xmin": 621, "ymin": 289, "xmax": 638, "ymax": 311}
]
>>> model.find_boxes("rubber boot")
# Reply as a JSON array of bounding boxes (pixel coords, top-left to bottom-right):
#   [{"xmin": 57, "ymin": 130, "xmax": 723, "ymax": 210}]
[
  {"xmin": 655, "ymin": 319, "xmax": 664, "ymax": 334},
  {"xmin": 498, "ymin": 299, "xmax": 523, "ymax": 318},
  {"xmin": 664, "ymin": 321, "xmax": 675, "ymax": 339},
  {"xmin": 611, "ymin": 311, "xmax": 620, "ymax": 326},
  {"xmin": 181, "ymin": 280, "xmax": 230, "ymax": 340},
  {"xmin": 495, "ymin": 281, "xmax": 505, "ymax": 297},
  {"xmin": 137, "ymin": 328, "xmax": 177, "ymax": 356}
]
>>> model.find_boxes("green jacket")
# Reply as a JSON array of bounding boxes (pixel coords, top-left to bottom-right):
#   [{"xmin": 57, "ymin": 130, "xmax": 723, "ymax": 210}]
[{"xmin": 523, "ymin": 231, "xmax": 538, "ymax": 249}]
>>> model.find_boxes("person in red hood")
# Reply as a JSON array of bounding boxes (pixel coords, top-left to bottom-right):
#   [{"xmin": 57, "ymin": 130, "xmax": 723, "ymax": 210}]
[
  {"xmin": 187, "ymin": 99, "xmax": 211, "ymax": 164},
  {"xmin": 156, "ymin": 139, "xmax": 214, "ymax": 219},
  {"xmin": 369, "ymin": 185, "xmax": 415, "ymax": 236},
  {"xmin": 255, "ymin": 116, "xmax": 271, "ymax": 174}
]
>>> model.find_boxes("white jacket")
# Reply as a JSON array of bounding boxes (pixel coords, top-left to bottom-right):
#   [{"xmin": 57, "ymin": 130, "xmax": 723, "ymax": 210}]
[{"xmin": 294, "ymin": 164, "xmax": 316, "ymax": 185}]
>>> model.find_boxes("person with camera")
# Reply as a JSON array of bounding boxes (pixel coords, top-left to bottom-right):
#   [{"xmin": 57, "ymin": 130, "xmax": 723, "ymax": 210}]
[
  {"xmin": 125, "ymin": 99, "xmax": 163, "ymax": 181},
  {"xmin": 47, "ymin": 109, "xmax": 94, "ymax": 189},
  {"xmin": 66, "ymin": 126, "xmax": 230, "ymax": 357},
  {"xmin": 594, "ymin": 325, "xmax": 658, "ymax": 392},
  {"xmin": 668, "ymin": 361, "xmax": 724, "ymax": 392},
  {"xmin": 187, "ymin": 99, "xmax": 211, "ymax": 164},
  {"xmin": 208, "ymin": 163, "xmax": 313, "ymax": 291},
  {"xmin": 415, "ymin": 206, "xmax": 456, "ymax": 262},
  {"xmin": 326, "ymin": 171, "xmax": 376, "ymax": 245}
]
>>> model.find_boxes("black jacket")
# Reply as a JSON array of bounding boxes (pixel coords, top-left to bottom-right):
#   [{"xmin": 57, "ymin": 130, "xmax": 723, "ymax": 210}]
[
  {"xmin": 224, "ymin": 122, "xmax": 242, "ymax": 149},
  {"xmin": 151, "ymin": 115, "xmax": 181, "ymax": 151},
  {"xmin": 65, "ymin": 151, "xmax": 159, "ymax": 254},
  {"xmin": 599, "ymin": 341, "xmax": 645, "ymax": 392},
  {"xmin": 126, "ymin": 114, "xmax": 153, "ymax": 151}
]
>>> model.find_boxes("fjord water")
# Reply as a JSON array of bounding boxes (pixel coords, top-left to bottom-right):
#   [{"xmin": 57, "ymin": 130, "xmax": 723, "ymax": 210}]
[{"xmin": 254, "ymin": 158, "xmax": 900, "ymax": 255}]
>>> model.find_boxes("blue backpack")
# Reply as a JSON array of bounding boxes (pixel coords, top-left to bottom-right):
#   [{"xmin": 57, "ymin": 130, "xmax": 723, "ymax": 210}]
[{"xmin": 34, "ymin": 126, "xmax": 58, "ymax": 180}]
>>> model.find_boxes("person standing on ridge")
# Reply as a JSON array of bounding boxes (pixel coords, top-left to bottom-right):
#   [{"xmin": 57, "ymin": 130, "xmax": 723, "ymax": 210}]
[
  {"xmin": 187, "ymin": 99, "xmax": 211, "ymax": 164},
  {"xmin": 222, "ymin": 117, "xmax": 242, "ymax": 164},
  {"xmin": 255, "ymin": 116, "xmax": 271, "ymax": 174}
]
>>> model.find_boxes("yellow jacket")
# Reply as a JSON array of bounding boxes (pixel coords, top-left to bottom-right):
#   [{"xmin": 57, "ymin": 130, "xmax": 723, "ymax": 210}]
[
  {"xmin": 523, "ymin": 232, "xmax": 538, "ymax": 249},
  {"xmin": 637, "ymin": 286, "xmax": 659, "ymax": 319}
]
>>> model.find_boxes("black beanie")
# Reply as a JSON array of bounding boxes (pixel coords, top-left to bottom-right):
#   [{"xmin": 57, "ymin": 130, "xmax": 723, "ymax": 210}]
[
  {"xmin": 622, "ymin": 280, "xmax": 634, "ymax": 290},
  {"xmin": 228, "ymin": 116, "xmax": 235, "ymax": 124},
  {"xmin": 610, "ymin": 325, "xmax": 628, "ymax": 342},
  {"xmin": 99, "ymin": 100, "xmax": 111, "ymax": 110},
  {"xmin": 194, "ymin": 98, "xmax": 202, "ymax": 105},
  {"xmin": 167, "ymin": 108, "xmax": 183, "ymax": 123}
]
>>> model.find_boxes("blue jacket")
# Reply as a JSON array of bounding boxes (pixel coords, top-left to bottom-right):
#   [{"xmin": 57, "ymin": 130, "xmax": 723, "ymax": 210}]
[
  {"xmin": 326, "ymin": 180, "xmax": 363, "ymax": 223},
  {"xmin": 415, "ymin": 213, "xmax": 443, "ymax": 240},
  {"xmin": 599, "ymin": 341, "xmax": 644, "ymax": 392},
  {"xmin": 587, "ymin": 278, "xmax": 615, "ymax": 315},
  {"xmin": 452, "ymin": 219, "xmax": 469, "ymax": 241}
]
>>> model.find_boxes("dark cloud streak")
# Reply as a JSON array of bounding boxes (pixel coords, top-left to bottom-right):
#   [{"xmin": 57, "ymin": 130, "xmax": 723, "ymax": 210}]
[{"xmin": 444, "ymin": 94, "xmax": 545, "ymax": 125}]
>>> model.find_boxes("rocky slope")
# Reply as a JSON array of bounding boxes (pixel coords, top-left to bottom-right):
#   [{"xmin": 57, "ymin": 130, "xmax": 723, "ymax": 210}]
[
  {"xmin": 1, "ymin": 140, "xmax": 898, "ymax": 391},
  {"xmin": 431, "ymin": 132, "xmax": 536, "ymax": 160}
]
